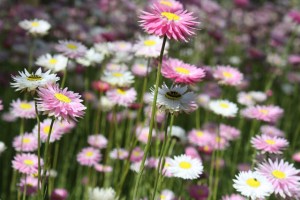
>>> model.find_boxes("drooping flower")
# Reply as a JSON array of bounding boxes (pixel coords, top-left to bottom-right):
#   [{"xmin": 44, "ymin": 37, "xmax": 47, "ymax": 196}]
[
  {"xmin": 10, "ymin": 99, "xmax": 36, "ymax": 119},
  {"xmin": 251, "ymin": 134, "xmax": 288, "ymax": 154},
  {"xmin": 19, "ymin": 19, "xmax": 51, "ymax": 35},
  {"xmin": 77, "ymin": 147, "xmax": 101, "ymax": 166},
  {"xmin": 213, "ymin": 66, "xmax": 244, "ymax": 86},
  {"xmin": 35, "ymin": 54, "xmax": 68, "ymax": 72},
  {"xmin": 168, "ymin": 125, "xmax": 186, "ymax": 142},
  {"xmin": 209, "ymin": 99, "xmax": 238, "ymax": 117},
  {"xmin": 55, "ymin": 40, "xmax": 87, "ymax": 59},
  {"xmin": 13, "ymin": 133, "xmax": 38, "ymax": 152},
  {"xmin": 106, "ymin": 88, "xmax": 137, "ymax": 107},
  {"xmin": 133, "ymin": 35, "xmax": 169, "ymax": 58},
  {"xmin": 12, "ymin": 153, "xmax": 43, "ymax": 174},
  {"xmin": 241, "ymin": 105, "xmax": 284, "ymax": 123}
]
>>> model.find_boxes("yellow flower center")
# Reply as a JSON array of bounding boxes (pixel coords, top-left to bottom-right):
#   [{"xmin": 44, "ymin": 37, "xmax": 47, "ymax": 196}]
[
  {"xmin": 117, "ymin": 89, "xmax": 126, "ymax": 95},
  {"xmin": 246, "ymin": 178, "xmax": 260, "ymax": 188},
  {"xmin": 265, "ymin": 139, "xmax": 275, "ymax": 145},
  {"xmin": 223, "ymin": 71, "xmax": 233, "ymax": 78},
  {"xmin": 133, "ymin": 151, "xmax": 140, "ymax": 156},
  {"xmin": 54, "ymin": 93, "xmax": 71, "ymax": 103},
  {"xmin": 175, "ymin": 67, "xmax": 190, "ymax": 75},
  {"xmin": 219, "ymin": 102, "xmax": 229, "ymax": 109},
  {"xmin": 43, "ymin": 126, "xmax": 50, "ymax": 135},
  {"xmin": 179, "ymin": 161, "xmax": 192, "ymax": 169},
  {"xmin": 259, "ymin": 109, "xmax": 269, "ymax": 115},
  {"xmin": 272, "ymin": 170, "xmax": 286, "ymax": 179},
  {"xmin": 160, "ymin": 195, "xmax": 166, "ymax": 200},
  {"xmin": 165, "ymin": 91, "xmax": 182, "ymax": 100},
  {"xmin": 85, "ymin": 151, "xmax": 94, "ymax": 157},
  {"xmin": 144, "ymin": 40, "xmax": 156, "ymax": 46},
  {"xmin": 22, "ymin": 138, "xmax": 31, "ymax": 144},
  {"xmin": 196, "ymin": 131, "xmax": 204, "ymax": 137},
  {"xmin": 203, "ymin": 145, "xmax": 210, "ymax": 151},
  {"xmin": 112, "ymin": 72, "xmax": 123, "ymax": 77},
  {"xmin": 161, "ymin": 12, "xmax": 180, "ymax": 21},
  {"xmin": 26, "ymin": 75, "xmax": 42, "ymax": 81},
  {"xmin": 216, "ymin": 136, "xmax": 222, "ymax": 143},
  {"xmin": 49, "ymin": 58, "xmax": 57, "ymax": 64},
  {"xmin": 160, "ymin": 0, "xmax": 173, "ymax": 7},
  {"xmin": 24, "ymin": 159, "xmax": 34, "ymax": 166},
  {"xmin": 66, "ymin": 43, "xmax": 78, "ymax": 50},
  {"xmin": 20, "ymin": 103, "xmax": 32, "ymax": 110},
  {"xmin": 31, "ymin": 22, "xmax": 39, "ymax": 27}
]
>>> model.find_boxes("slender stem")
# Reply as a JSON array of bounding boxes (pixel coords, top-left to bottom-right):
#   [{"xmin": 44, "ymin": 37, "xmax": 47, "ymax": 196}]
[
  {"xmin": 22, "ymin": 175, "xmax": 27, "ymax": 200},
  {"xmin": 243, "ymin": 120, "xmax": 259, "ymax": 162},
  {"xmin": 132, "ymin": 35, "xmax": 167, "ymax": 199},
  {"xmin": 34, "ymin": 100, "xmax": 41, "ymax": 199},
  {"xmin": 195, "ymin": 108, "xmax": 200, "ymax": 129},
  {"xmin": 28, "ymin": 37, "xmax": 35, "ymax": 72},
  {"xmin": 61, "ymin": 67, "xmax": 68, "ymax": 88}
]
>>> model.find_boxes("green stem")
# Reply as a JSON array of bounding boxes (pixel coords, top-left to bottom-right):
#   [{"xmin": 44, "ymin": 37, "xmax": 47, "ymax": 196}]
[
  {"xmin": 243, "ymin": 120, "xmax": 259, "ymax": 162},
  {"xmin": 61, "ymin": 66, "xmax": 68, "ymax": 88},
  {"xmin": 34, "ymin": 100, "xmax": 41, "ymax": 199},
  {"xmin": 195, "ymin": 108, "xmax": 200, "ymax": 129},
  {"xmin": 28, "ymin": 37, "xmax": 35, "ymax": 72},
  {"xmin": 22, "ymin": 175, "xmax": 27, "ymax": 200}
]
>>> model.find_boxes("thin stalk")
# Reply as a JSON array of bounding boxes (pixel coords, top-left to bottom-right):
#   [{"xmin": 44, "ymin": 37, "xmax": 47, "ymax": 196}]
[
  {"xmin": 22, "ymin": 175, "xmax": 27, "ymax": 200},
  {"xmin": 243, "ymin": 120, "xmax": 259, "ymax": 162},
  {"xmin": 61, "ymin": 67, "xmax": 68, "ymax": 88},
  {"xmin": 34, "ymin": 100, "xmax": 41, "ymax": 199}
]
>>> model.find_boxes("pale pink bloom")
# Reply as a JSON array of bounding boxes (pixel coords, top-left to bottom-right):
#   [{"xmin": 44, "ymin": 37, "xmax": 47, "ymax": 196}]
[
  {"xmin": 10, "ymin": 99, "xmax": 35, "ymax": 119},
  {"xmin": 106, "ymin": 88, "xmax": 137, "ymax": 107},
  {"xmin": 222, "ymin": 194, "xmax": 246, "ymax": 200},
  {"xmin": 105, "ymin": 63, "xmax": 128, "ymax": 72},
  {"xmin": 109, "ymin": 148, "xmax": 129, "ymax": 160},
  {"xmin": 161, "ymin": 58, "xmax": 205, "ymax": 84},
  {"xmin": 287, "ymin": 10, "xmax": 300, "ymax": 25},
  {"xmin": 87, "ymin": 134, "xmax": 108, "ymax": 149},
  {"xmin": 13, "ymin": 133, "xmax": 38, "ymax": 152},
  {"xmin": 12, "ymin": 153, "xmax": 43, "ymax": 174},
  {"xmin": 144, "ymin": 105, "xmax": 166, "ymax": 124},
  {"xmin": 56, "ymin": 120, "xmax": 76, "ymax": 134},
  {"xmin": 257, "ymin": 159, "xmax": 300, "ymax": 198},
  {"xmin": 220, "ymin": 124, "xmax": 240, "ymax": 141},
  {"xmin": 212, "ymin": 135, "xmax": 229, "ymax": 150},
  {"xmin": 187, "ymin": 129, "xmax": 213, "ymax": 147},
  {"xmin": 37, "ymin": 84, "xmax": 86, "ymax": 121},
  {"xmin": 94, "ymin": 164, "xmax": 112, "ymax": 173},
  {"xmin": 130, "ymin": 147, "xmax": 144, "ymax": 162},
  {"xmin": 288, "ymin": 54, "xmax": 300, "ymax": 65},
  {"xmin": 161, "ymin": 157, "xmax": 173, "ymax": 177},
  {"xmin": 107, "ymin": 41, "xmax": 132, "ymax": 53},
  {"xmin": 51, "ymin": 188, "xmax": 69, "ymax": 200},
  {"xmin": 55, "ymin": 40, "xmax": 87, "ymax": 59},
  {"xmin": 131, "ymin": 62, "xmax": 151, "ymax": 77},
  {"xmin": 77, "ymin": 147, "xmax": 101, "ymax": 166},
  {"xmin": 147, "ymin": 157, "xmax": 158, "ymax": 168},
  {"xmin": 152, "ymin": 0, "xmax": 183, "ymax": 11},
  {"xmin": 139, "ymin": 5, "xmax": 199, "ymax": 42},
  {"xmin": 19, "ymin": 176, "xmax": 39, "ymax": 195},
  {"xmin": 260, "ymin": 125, "xmax": 284, "ymax": 137},
  {"xmin": 1, "ymin": 112, "xmax": 17, "ymax": 122},
  {"xmin": 213, "ymin": 66, "xmax": 243, "ymax": 86},
  {"xmin": 0, "ymin": 99, "xmax": 3, "ymax": 111},
  {"xmin": 133, "ymin": 35, "xmax": 169, "ymax": 58},
  {"xmin": 251, "ymin": 134, "xmax": 289, "ymax": 154},
  {"xmin": 32, "ymin": 119, "xmax": 63, "ymax": 143},
  {"xmin": 185, "ymin": 146, "xmax": 201, "ymax": 160},
  {"xmin": 241, "ymin": 105, "xmax": 284, "ymax": 123},
  {"xmin": 197, "ymin": 94, "xmax": 210, "ymax": 108},
  {"xmin": 158, "ymin": 189, "xmax": 175, "ymax": 200},
  {"xmin": 293, "ymin": 152, "xmax": 300, "ymax": 162}
]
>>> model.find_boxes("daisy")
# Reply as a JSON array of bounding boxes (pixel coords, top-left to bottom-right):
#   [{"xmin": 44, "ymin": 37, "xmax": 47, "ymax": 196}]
[
  {"xmin": 260, "ymin": 125, "xmax": 284, "ymax": 137},
  {"xmin": 241, "ymin": 105, "xmax": 284, "ymax": 123},
  {"xmin": 153, "ymin": 83, "xmax": 197, "ymax": 114},
  {"xmin": 50, "ymin": 188, "xmax": 69, "ymax": 200},
  {"xmin": 237, "ymin": 92, "xmax": 255, "ymax": 106},
  {"xmin": 133, "ymin": 35, "xmax": 169, "ymax": 58},
  {"xmin": 107, "ymin": 41, "xmax": 132, "ymax": 53},
  {"xmin": 220, "ymin": 124, "xmax": 240, "ymax": 141},
  {"xmin": 87, "ymin": 134, "xmax": 108, "ymax": 149},
  {"xmin": 109, "ymin": 148, "xmax": 129, "ymax": 160},
  {"xmin": 76, "ymin": 48, "xmax": 104, "ymax": 67},
  {"xmin": 10, "ymin": 99, "xmax": 35, "ymax": 119},
  {"xmin": 256, "ymin": 159, "xmax": 300, "ymax": 198},
  {"xmin": 168, "ymin": 154, "xmax": 203, "ymax": 179},
  {"xmin": 12, "ymin": 153, "xmax": 43, "ymax": 174},
  {"xmin": 106, "ymin": 63, "xmax": 128, "ymax": 72},
  {"xmin": 94, "ymin": 164, "xmax": 112, "ymax": 173},
  {"xmin": 139, "ymin": 5, "xmax": 199, "ymax": 42},
  {"xmin": 99, "ymin": 96, "xmax": 115, "ymax": 112},
  {"xmin": 37, "ymin": 84, "xmax": 86, "ymax": 121},
  {"xmin": 55, "ymin": 40, "xmax": 87, "ymax": 59},
  {"xmin": 19, "ymin": 19, "xmax": 51, "ymax": 35},
  {"xmin": 77, "ymin": 147, "xmax": 101, "ymax": 166},
  {"xmin": 212, "ymin": 135, "xmax": 229, "ymax": 150},
  {"xmin": 136, "ymin": 125, "xmax": 156, "ymax": 144},
  {"xmin": 213, "ymin": 66, "xmax": 244, "ymax": 86},
  {"xmin": 88, "ymin": 187, "xmax": 116, "ymax": 200},
  {"xmin": 131, "ymin": 60, "xmax": 152, "ymax": 77},
  {"xmin": 221, "ymin": 194, "xmax": 245, "ymax": 200},
  {"xmin": 18, "ymin": 176, "xmax": 39, "ymax": 195},
  {"xmin": 209, "ymin": 99, "xmax": 238, "ymax": 117},
  {"xmin": 185, "ymin": 146, "xmax": 201, "ymax": 160},
  {"xmin": 101, "ymin": 70, "xmax": 134, "ymax": 87},
  {"xmin": 249, "ymin": 91, "xmax": 267, "ymax": 103},
  {"xmin": 251, "ymin": 134, "xmax": 288, "ymax": 154},
  {"xmin": 161, "ymin": 58, "xmax": 205, "ymax": 84},
  {"xmin": 106, "ymin": 88, "xmax": 137, "ymax": 107},
  {"xmin": 32, "ymin": 119, "xmax": 63, "ymax": 143},
  {"xmin": 130, "ymin": 147, "xmax": 144, "ymax": 162},
  {"xmin": 13, "ymin": 133, "xmax": 38, "ymax": 152},
  {"xmin": 233, "ymin": 171, "xmax": 274, "ymax": 199},
  {"xmin": 152, "ymin": 0, "xmax": 183, "ymax": 11},
  {"xmin": 11, "ymin": 68, "xmax": 59, "ymax": 92},
  {"xmin": 158, "ymin": 189, "xmax": 175, "ymax": 200},
  {"xmin": 187, "ymin": 129, "xmax": 213, "ymax": 147},
  {"xmin": 35, "ymin": 54, "xmax": 68, "ymax": 72}
]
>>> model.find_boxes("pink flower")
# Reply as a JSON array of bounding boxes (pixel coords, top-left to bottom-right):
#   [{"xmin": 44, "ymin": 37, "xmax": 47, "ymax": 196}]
[
  {"xmin": 256, "ymin": 159, "xmax": 300, "ymax": 198},
  {"xmin": 136, "ymin": 125, "xmax": 156, "ymax": 144},
  {"xmin": 51, "ymin": 188, "xmax": 69, "ymax": 200},
  {"xmin": 220, "ymin": 124, "xmax": 240, "ymax": 141},
  {"xmin": 109, "ymin": 148, "xmax": 129, "ymax": 160},
  {"xmin": 185, "ymin": 146, "xmax": 201, "ymax": 160},
  {"xmin": 130, "ymin": 147, "xmax": 144, "ymax": 162},
  {"xmin": 188, "ymin": 185, "xmax": 209, "ymax": 199},
  {"xmin": 187, "ymin": 129, "xmax": 213, "ymax": 147},
  {"xmin": 213, "ymin": 66, "xmax": 244, "ymax": 86},
  {"xmin": 288, "ymin": 10, "xmax": 300, "ymax": 25},
  {"xmin": 55, "ymin": 40, "xmax": 87, "ymax": 59},
  {"xmin": 221, "ymin": 194, "xmax": 245, "ymax": 200},
  {"xmin": 152, "ymin": 0, "xmax": 183, "ymax": 12},
  {"xmin": 106, "ymin": 88, "xmax": 137, "ymax": 107},
  {"xmin": 0, "ymin": 99, "xmax": 3, "ymax": 111},
  {"xmin": 94, "ymin": 164, "xmax": 112, "ymax": 173},
  {"xmin": 13, "ymin": 133, "xmax": 38, "ymax": 152},
  {"xmin": 260, "ymin": 125, "xmax": 284, "ymax": 137},
  {"xmin": 88, "ymin": 134, "xmax": 108, "ymax": 149},
  {"xmin": 37, "ymin": 84, "xmax": 86, "ymax": 121},
  {"xmin": 77, "ymin": 147, "xmax": 101, "ymax": 166},
  {"xmin": 251, "ymin": 134, "xmax": 289, "ymax": 154},
  {"xmin": 32, "ymin": 119, "xmax": 63, "ymax": 143},
  {"xmin": 241, "ymin": 105, "xmax": 284, "ymax": 123},
  {"xmin": 12, "ymin": 153, "xmax": 43, "ymax": 174},
  {"xmin": 131, "ymin": 62, "xmax": 151, "ymax": 77},
  {"xmin": 288, "ymin": 54, "xmax": 300, "ymax": 65},
  {"xmin": 10, "ymin": 99, "xmax": 36, "ymax": 119},
  {"xmin": 139, "ymin": 5, "xmax": 199, "ymax": 42},
  {"xmin": 292, "ymin": 152, "xmax": 300, "ymax": 163},
  {"xmin": 161, "ymin": 58, "xmax": 205, "ymax": 84},
  {"xmin": 18, "ymin": 176, "xmax": 39, "ymax": 195}
]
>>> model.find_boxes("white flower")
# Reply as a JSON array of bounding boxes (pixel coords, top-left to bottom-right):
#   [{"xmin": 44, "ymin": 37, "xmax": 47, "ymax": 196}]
[
  {"xmin": 11, "ymin": 68, "xmax": 60, "ymax": 92},
  {"xmin": 209, "ymin": 99, "xmax": 238, "ymax": 117},
  {"xmin": 88, "ymin": 187, "xmax": 117, "ymax": 200},
  {"xmin": 76, "ymin": 48, "xmax": 104, "ymax": 67},
  {"xmin": 133, "ymin": 35, "xmax": 169, "ymax": 58},
  {"xmin": 98, "ymin": 96, "xmax": 115, "ymax": 112},
  {"xmin": 0, "ymin": 141, "xmax": 6, "ymax": 155},
  {"xmin": 35, "ymin": 54, "xmax": 68, "ymax": 72},
  {"xmin": 249, "ymin": 91, "xmax": 267, "ymax": 103},
  {"xmin": 19, "ymin": 19, "xmax": 51, "ymax": 35},
  {"xmin": 94, "ymin": 43, "xmax": 110, "ymax": 57},
  {"xmin": 168, "ymin": 154, "xmax": 203, "ymax": 180},
  {"xmin": 159, "ymin": 189, "xmax": 175, "ymax": 200},
  {"xmin": 237, "ymin": 92, "xmax": 255, "ymax": 106},
  {"xmin": 168, "ymin": 125, "xmax": 186, "ymax": 142},
  {"xmin": 233, "ymin": 171, "xmax": 274, "ymax": 200},
  {"xmin": 101, "ymin": 70, "xmax": 134, "ymax": 87}
]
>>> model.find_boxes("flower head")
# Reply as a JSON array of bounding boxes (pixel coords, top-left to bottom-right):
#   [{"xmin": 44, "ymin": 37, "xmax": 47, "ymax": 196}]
[
  {"xmin": 10, "ymin": 99, "xmax": 36, "ymax": 119},
  {"xmin": 19, "ymin": 19, "xmax": 51, "ymax": 35},
  {"xmin": 18, "ymin": 176, "xmax": 39, "ymax": 195},
  {"xmin": 242, "ymin": 105, "xmax": 284, "ymax": 123},
  {"xmin": 32, "ymin": 119, "xmax": 63, "ymax": 143},
  {"xmin": 77, "ymin": 147, "xmax": 101, "ymax": 166},
  {"xmin": 12, "ymin": 153, "xmax": 43, "ymax": 174},
  {"xmin": 101, "ymin": 70, "xmax": 134, "ymax": 87},
  {"xmin": 109, "ymin": 148, "xmax": 129, "ymax": 160},
  {"xmin": 55, "ymin": 40, "xmax": 87, "ymax": 59},
  {"xmin": 251, "ymin": 134, "xmax": 289, "ymax": 154},
  {"xmin": 152, "ymin": 0, "xmax": 183, "ymax": 11},
  {"xmin": 213, "ymin": 66, "xmax": 244, "ymax": 86},
  {"xmin": 35, "ymin": 54, "xmax": 68, "ymax": 72},
  {"xmin": 106, "ymin": 88, "xmax": 137, "ymax": 107},
  {"xmin": 88, "ymin": 134, "xmax": 108, "ymax": 149},
  {"xmin": 209, "ymin": 99, "xmax": 238, "ymax": 117},
  {"xmin": 88, "ymin": 187, "xmax": 116, "ymax": 200},
  {"xmin": 13, "ymin": 133, "xmax": 38, "ymax": 152},
  {"xmin": 133, "ymin": 35, "xmax": 169, "ymax": 58}
]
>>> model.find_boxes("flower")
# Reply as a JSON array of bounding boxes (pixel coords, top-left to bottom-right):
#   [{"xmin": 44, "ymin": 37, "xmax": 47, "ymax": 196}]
[
  {"xmin": 139, "ymin": 5, "xmax": 199, "ymax": 42},
  {"xmin": 135, "ymin": 125, "xmax": 156, "ymax": 144},
  {"xmin": 77, "ymin": 147, "xmax": 101, "ymax": 166},
  {"xmin": 293, "ymin": 152, "xmax": 300, "ymax": 162},
  {"xmin": 35, "ymin": 54, "xmax": 68, "ymax": 72},
  {"xmin": 153, "ymin": 83, "xmax": 197, "ymax": 114},
  {"xmin": 131, "ymin": 60, "xmax": 152, "ymax": 77},
  {"xmin": 88, "ymin": 134, "xmax": 108, "ymax": 149},
  {"xmin": 88, "ymin": 187, "xmax": 116, "ymax": 200},
  {"xmin": 133, "ymin": 35, "xmax": 169, "ymax": 58},
  {"xmin": 18, "ymin": 176, "xmax": 39, "ymax": 195},
  {"xmin": 76, "ymin": 48, "xmax": 104, "ymax": 67},
  {"xmin": 213, "ymin": 66, "xmax": 244, "ymax": 86},
  {"xmin": 152, "ymin": 0, "xmax": 183, "ymax": 11},
  {"xmin": 19, "ymin": 19, "xmax": 51, "ymax": 35},
  {"xmin": 106, "ymin": 88, "xmax": 137, "ymax": 107},
  {"xmin": 109, "ymin": 148, "xmax": 129, "ymax": 160},
  {"xmin": 189, "ymin": 185, "xmax": 209, "ymax": 199},
  {"xmin": 101, "ymin": 70, "xmax": 134, "ymax": 87},
  {"xmin": 32, "ymin": 119, "xmax": 63, "ymax": 143},
  {"xmin": 0, "ymin": 99, "xmax": 3, "ymax": 111},
  {"xmin": 37, "ymin": 84, "xmax": 86, "ymax": 121},
  {"xmin": 220, "ymin": 124, "xmax": 240, "ymax": 141},
  {"xmin": 168, "ymin": 125, "xmax": 186, "ymax": 142},
  {"xmin": 10, "ymin": 99, "xmax": 36, "ymax": 119},
  {"xmin": 50, "ymin": 188, "xmax": 69, "ymax": 200},
  {"xmin": 130, "ymin": 147, "xmax": 144, "ymax": 162},
  {"xmin": 256, "ymin": 159, "xmax": 300, "ymax": 198},
  {"xmin": 0, "ymin": 141, "xmax": 6, "ymax": 155},
  {"xmin": 251, "ymin": 134, "xmax": 288, "ymax": 154},
  {"xmin": 221, "ymin": 194, "xmax": 245, "ymax": 200},
  {"xmin": 260, "ymin": 125, "xmax": 284, "ymax": 137},
  {"xmin": 13, "ymin": 133, "xmax": 38, "ymax": 152},
  {"xmin": 94, "ymin": 164, "xmax": 112, "ymax": 173},
  {"xmin": 55, "ymin": 40, "xmax": 87, "ymax": 59},
  {"xmin": 168, "ymin": 154, "xmax": 203, "ymax": 179},
  {"xmin": 158, "ymin": 189, "xmax": 175, "ymax": 200},
  {"xmin": 209, "ymin": 99, "xmax": 238, "ymax": 117},
  {"xmin": 12, "ymin": 153, "xmax": 43, "ymax": 174},
  {"xmin": 188, "ymin": 129, "xmax": 213, "ymax": 147},
  {"xmin": 241, "ymin": 105, "xmax": 284, "ymax": 123},
  {"xmin": 233, "ymin": 171, "xmax": 274, "ymax": 199},
  {"xmin": 11, "ymin": 68, "xmax": 59, "ymax": 92},
  {"xmin": 161, "ymin": 58, "xmax": 205, "ymax": 84}
]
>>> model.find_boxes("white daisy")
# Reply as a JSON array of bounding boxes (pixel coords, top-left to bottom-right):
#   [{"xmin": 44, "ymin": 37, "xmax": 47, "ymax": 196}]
[
  {"xmin": 35, "ymin": 54, "xmax": 68, "ymax": 72},
  {"xmin": 11, "ymin": 68, "xmax": 59, "ymax": 92},
  {"xmin": 98, "ymin": 96, "xmax": 115, "ymax": 112},
  {"xmin": 76, "ymin": 48, "xmax": 104, "ymax": 67},
  {"xmin": 101, "ymin": 70, "xmax": 134, "ymax": 87},
  {"xmin": 249, "ymin": 91, "xmax": 267, "ymax": 103},
  {"xmin": 153, "ymin": 83, "xmax": 197, "ymax": 114},
  {"xmin": 233, "ymin": 171, "xmax": 274, "ymax": 200},
  {"xmin": 159, "ymin": 189, "xmax": 175, "ymax": 200},
  {"xmin": 168, "ymin": 125, "xmax": 186, "ymax": 142},
  {"xmin": 88, "ymin": 187, "xmax": 117, "ymax": 200},
  {"xmin": 133, "ymin": 35, "xmax": 169, "ymax": 58},
  {"xmin": 19, "ymin": 19, "xmax": 51, "ymax": 35},
  {"xmin": 168, "ymin": 154, "xmax": 203, "ymax": 180},
  {"xmin": 209, "ymin": 99, "xmax": 238, "ymax": 117},
  {"xmin": 93, "ymin": 42, "xmax": 110, "ymax": 57}
]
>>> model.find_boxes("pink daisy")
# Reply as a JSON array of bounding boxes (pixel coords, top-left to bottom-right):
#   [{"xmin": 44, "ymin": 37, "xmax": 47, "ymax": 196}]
[
  {"xmin": 50, "ymin": 188, "xmax": 69, "ymax": 200},
  {"xmin": 187, "ymin": 129, "xmax": 213, "ymax": 147},
  {"xmin": 161, "ymin": 58, "xmax": 205, "ymax": 84},
  {"xmin": 94, "ymin": 164, "xmax": 112, "ymax": 173},
  {"xmin": 10, "ymin": 99, "xmax": 36, "ymax": 119},
  {"xmin": 185, "ymin": 146, "xmax": 201, "ymax": 160},
  {"xmin": 251, "ymin": 134, "xmax": 289, "ymax": 154},
  {"xmin": 131, "ymin": 61, "xmax": 152, "ymax": 77},
  {"xmin": 76, "ymin": 147, "xmax": 101, "ymax": 166},
  {"xmin": 152, "ymin": 0, "xmax": 183, "ymax": 11},
  {"xmin": 241, "ymin": 105, "xmax": 284, "ymax": 123},
  {"xmin": 212, "ymin": 135, "xmax": 229, "ymax": 150},
  {"xmin": 213, "ymin": 66, "xmax": 244, "ymax": 86},
  {"xmin": 32, "ymin": 119, "xmax": 63, "ymax": 143},
  {"xmin": 260, "ymin": 125, "xmax": 284, "ymax": 137},
  {"xmin": 13, "ymin": 133, "xmax": 38, "ymax": 152},
  {"xmin": 56, "ymin": 119, "xmax": 76, "ymax": 134},
  {"xmin": 136, "ymin": 125, "xmax": 157, "ymax": 144},
  {"xmin": 106, "ymin": 88, "xmax": 137, "ymax": 107},
  {"xmin": 293, "ymin": 152, "xmax": 300, "ymax": 162},
  {"xmin": 12, "ymin": 153, "xmax": 43, "ymax": 174},
  {"xmin": 256, "ymin": 159, "xmax": 300, "ymax": 198},
  {"xmin": 18, "ymin": 176, "xmax": 39, "ymax": 195},
  {"xmin": 37, "ymin": 84, "xmax": 86, "ymax": 121},
  {"xmin": 139, "ymin": 5, "xmax": 199, "ymax": 42},
  {"xmin": 130, "ymin": 147, "xmax": 144, "ymax": 162},
  {"xmin": 87, "ymin": 134, "xmax": 108, "ymax": 149},
  {"xmin": 221, "ymin": 194, "xmax": 245, "ymax": 200},
  {"xmin": 55, "ymin": 40, "xmax": 87, "ymax": 59},
  {"xmin": 109, "ymin": 148, "xmax": 129, "ymax": 160},
  {"xmin": 220, "ymin": 124, "xmax": 240, "ymax": 141}
]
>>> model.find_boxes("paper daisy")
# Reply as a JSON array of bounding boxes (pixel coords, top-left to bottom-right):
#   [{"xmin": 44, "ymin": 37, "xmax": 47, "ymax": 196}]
[
  {"xmin": 19, "ymin": 19, "xmax": 51, "ymax": 35},
  {"xmin": 161, "ymin": 58, "xmax": 205, "ymax": 84},
  {"xmin": 55, "ymin": 40, "xmax": 87, "ymax": 59},
  {"xmin": 233, "ymin": 171, "xmax": 274, "ymax": 199},
  {"xmin": 220, "ymin": 124, "xmax": 241, "ymax": 141},
  {"xmin": 88, "ymin": 187, "xmax": 116, "ymax": 200},
  {"xmin": 251, "ymin": 134, "xmax": 288, "ymax": 154},
  {"xmin": 168, "ymin": 125, "xmax": 186, "ymax": 142},
  {"xmin": 18, "ymin": 176, "xmax": 39, "ymax": 195},
  {"xmin": 94, "ymin": 164, "xmax": 113, "ymax": 173},
  {"xmin": 153, "ymin": 83, "xmax": 197, "ymax": 114},
  {"xmin": 152, "ymin": 0, "xmax": 183, "ymax": 11},
  {"xmin": 13, "ymin": 133, "xmax": 38, "ymax": 152},
  {"xmin": 77, "ymin": 147, "xmax": 101, "ymax": 166},
  {"xmin": 101, "ymin": 70, "xmax": 134, "ymax": 87},
  {"xmin": 32, "ymin": 119, "xmax": 63, "ymax": 143},
  {"xmin": 209, "ymin": 99, "xmax": 238, "ymax": 117},
  {"xmin": 11, "ymin": 68, "xmax": 59, "ymax": 92},
  {"xmin": 135, "ymin": 125, "xmax": 156, "ymax": 144},
  {"xmin": 213, "ymin": 66, "xmax": 244, "ymax": 86},
  {"xmin": 131, "ymin": 61, "xmax": 152, "ymax": 77},
  {"xmin": 256, "ymin": 159, "xmax": 300, "ymax": 198},
  {"xmin": 168, "ymin": 154, "xmax": 203, "ymax": 179},
  {"xmin": 10, "ymin": 99, "xmax": 36, "ymax": 119},
  {"xmin": 88, "ymin": 134, "xmax": 108, "ymax": 149},
  {"xmin": 133, "ymin": 35, "xmax": 169, "ymax": 58},
  {"xmin": 12, "ymin": 153, "xmax": 43, "ymax": 174},
  {"xmin": 139, "ymin": 5, "xmax": 199, "ymax": 41},
  {"xmin": 260, "ymin": 125, "xmax": 284, "ymax": 137},
  {"xmin": 37, "ymin": 84, "xmax": 86, "ymax": 121},
  {"xmin": 76, "ymin": 48, "xmax": 104, "ymax": 67},
  {"xmin": 158, "ymin": 189, "xmax": 175, "ymax": 200},
  {"xmin": 35, "ymin": 54, "xmax": 68, "ymax": 72},
  {"xmin": 106, "ymin": 88, "xmax": 137, "ymax": 107},
  {"xmin": 109, "ymin": 148, "xmax": 129, "ymax": 160},
  {"xmin": 241, "ymin": 105, "xmax": 284, "ymax": 123},
  {"xmin": 130, "ymin": 147, "xmax": 144, "ymax": 162}
]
